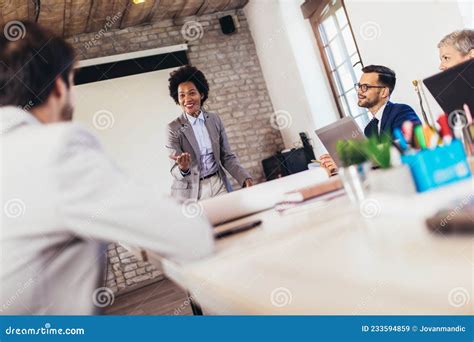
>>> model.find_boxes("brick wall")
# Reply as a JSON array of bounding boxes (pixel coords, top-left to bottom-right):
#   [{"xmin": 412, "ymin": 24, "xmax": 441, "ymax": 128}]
[
  {"xmin": 67, "ymin": 9, "xmax": 284, "ymax": 294},
  {"xmin": 105, "ymin": 244, "xmax": 162, "ymax": 294}
]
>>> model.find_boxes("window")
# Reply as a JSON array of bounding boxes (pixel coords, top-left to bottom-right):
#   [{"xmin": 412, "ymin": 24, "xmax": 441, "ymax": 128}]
[{"xmin": 304, "ymin": 0, "xmax": 370, "ymax": 128}]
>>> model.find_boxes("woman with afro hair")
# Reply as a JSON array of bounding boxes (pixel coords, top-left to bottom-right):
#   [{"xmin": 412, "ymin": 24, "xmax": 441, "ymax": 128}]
[{"xmin": 166, "ymin": 65, "xmax": 253, "ymax": 201}]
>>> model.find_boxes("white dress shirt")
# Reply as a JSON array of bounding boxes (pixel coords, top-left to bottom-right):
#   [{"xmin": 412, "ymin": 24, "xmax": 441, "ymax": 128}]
[
  {"xmin": 0, "ymin": 106, "xmax": 214, "ymax": 315},
  {"xmin": 372, "ymin": 102, "xmax": 387, "ymax": 134},
  {"xmin": 185, "ymin": 112, "xmax": 218, "ymax": 178}
]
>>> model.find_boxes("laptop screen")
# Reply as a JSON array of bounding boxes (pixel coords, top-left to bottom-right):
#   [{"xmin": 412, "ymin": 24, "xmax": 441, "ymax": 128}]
[{"xmin": 423, "ymin": 59, "xmax": 474, "ymax": 115}]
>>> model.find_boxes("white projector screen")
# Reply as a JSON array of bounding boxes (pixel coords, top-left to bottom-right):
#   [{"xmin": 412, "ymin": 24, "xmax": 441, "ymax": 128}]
[{"xmin": 73, "ymin": 67, "xmax": 180, "ymax": 196}]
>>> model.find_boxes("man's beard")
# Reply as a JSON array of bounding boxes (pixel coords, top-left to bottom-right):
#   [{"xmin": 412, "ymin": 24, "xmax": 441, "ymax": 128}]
[
  {"xmin": 60, "ymin": 102, "xmax": 74, "ymax": 121},
  {"xmin": 358, "ymin": 97, "xmax": 378, "ymax": 109}
]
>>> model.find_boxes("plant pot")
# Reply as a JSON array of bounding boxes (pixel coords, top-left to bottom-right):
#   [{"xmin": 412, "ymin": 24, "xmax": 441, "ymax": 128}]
[
  {"xmin": 338, "ymin": 162, "xmax": 371, "ymax": 203},
  {"xmin": 366, "ymin": 164, "xmax": 416, "ymax": 195}
]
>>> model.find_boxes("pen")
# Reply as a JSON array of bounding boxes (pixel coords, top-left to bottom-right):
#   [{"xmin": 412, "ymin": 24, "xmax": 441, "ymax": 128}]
[{"xmin": 214, "ymin": 220, "xmax": 262, "ymax": 239}]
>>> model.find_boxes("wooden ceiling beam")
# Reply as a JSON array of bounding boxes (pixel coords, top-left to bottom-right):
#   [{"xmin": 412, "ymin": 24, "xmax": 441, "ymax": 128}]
[
  {"xmin": 37, "ymin": 0, "xmax": 66, "ymax": 37},
  {"xmin": 198, "ymin": 0, "xmax": 237, "ymax": 16},
  {"xmin": 28, "ymin": 0, "xmax": 40, "ymax": 22},
  {"xmin": 1, "ymin": 0, "xmax": 29, "ymax": 24},
  {"xmin": 0, "ymin": 0, "xmax": 250, "ymax": 36},
  {"xmin": 87, "ymin": 0, "xmax": 127, "ymax": 33},
  {"xmin": 64, "ymin": 0, "xmax": 93, "ymax": 37},
  {"xmin": 180, "ymin": 0, "xmax": 206, "ymax": 18},
  {"xmin": 225, "ymin": 0, "xmax": 249, "ymax": 12},
  {"xmin": 144, "ymin": 0, "xmax": 161, "ymax": 23},
  {"xmin": 152, "ymin": 0, "xmax": 193, "ymax": 22},
  {"xmin": 120, "ymin": 0, "xmax": 157, "ymax": 29}
]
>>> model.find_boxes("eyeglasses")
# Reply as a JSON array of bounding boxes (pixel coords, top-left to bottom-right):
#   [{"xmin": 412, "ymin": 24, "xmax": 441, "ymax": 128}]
[{"xmin": 354, "ymin": 83, "xmax": 386, "ymax": 92}]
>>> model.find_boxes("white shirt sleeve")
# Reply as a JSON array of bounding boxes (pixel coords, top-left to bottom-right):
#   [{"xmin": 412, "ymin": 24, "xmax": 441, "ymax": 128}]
[{"xmin": 54, "ymin": 125, "xmax": 214, "ymax": 263}]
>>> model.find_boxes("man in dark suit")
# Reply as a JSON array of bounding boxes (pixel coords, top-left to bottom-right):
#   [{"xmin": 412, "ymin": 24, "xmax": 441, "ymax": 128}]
[{"xmin": 356, "ymin": 65, "xmax": 421, "ymax": 139}]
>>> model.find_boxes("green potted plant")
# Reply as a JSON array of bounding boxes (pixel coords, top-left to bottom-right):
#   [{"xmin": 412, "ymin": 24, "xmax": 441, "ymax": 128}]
[
  {"xmin": 363, "ymin": 134, "xmax": 416, "ymax": 195},
  {"xmin": 336, "ymin": 134, "xmax": 416, "ymax": 200}
]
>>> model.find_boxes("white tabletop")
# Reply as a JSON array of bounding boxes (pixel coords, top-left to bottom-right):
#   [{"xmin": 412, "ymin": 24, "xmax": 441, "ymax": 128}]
[{"xmin": 154, "ymin": 178, "xmax": 474, "ymax": 315}]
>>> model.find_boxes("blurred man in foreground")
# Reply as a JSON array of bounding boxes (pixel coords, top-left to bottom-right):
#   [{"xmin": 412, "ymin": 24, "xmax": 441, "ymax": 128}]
[{"xmin": 0, "ymin": 21, "xmax": 214, "ymax": 315}]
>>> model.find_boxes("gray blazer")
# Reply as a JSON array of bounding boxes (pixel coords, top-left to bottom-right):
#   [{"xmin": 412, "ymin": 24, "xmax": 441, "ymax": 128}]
[{"xmin": 166, "ymin": 111, "xmax": 251, "ymax": 201}]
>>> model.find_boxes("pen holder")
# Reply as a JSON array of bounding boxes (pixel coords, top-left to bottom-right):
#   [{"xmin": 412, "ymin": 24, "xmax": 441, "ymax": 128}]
[{"xmin": 401, "ymin": 140, "xmax": 471, "ymax": 192}]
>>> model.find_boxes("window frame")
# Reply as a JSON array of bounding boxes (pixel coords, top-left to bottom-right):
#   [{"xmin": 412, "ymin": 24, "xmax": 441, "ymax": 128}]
[{"xmin": 304, "ymin": 0, "xmax": 368, "ymax": 122}]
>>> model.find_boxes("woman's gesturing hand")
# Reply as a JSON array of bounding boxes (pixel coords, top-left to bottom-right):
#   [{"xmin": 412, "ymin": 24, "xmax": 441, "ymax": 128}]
[{"xmin": 170, "ymin": 152, "xmax": 192, "ymax": 172}]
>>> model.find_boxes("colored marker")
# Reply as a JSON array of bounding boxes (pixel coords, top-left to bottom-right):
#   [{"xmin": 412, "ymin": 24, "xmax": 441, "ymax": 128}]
[
  {"xmin": 422, "ymin": 125, "xmax": 434, "ymax": 148},
  {"xmin": 428, "ymin": 130, "xmax": 440, "ymax": 149},
  {"xmin": 463, "ymin": 104, "xmax": 472, "ymax": 125},
  {"xmin": 401, "ymin": 121, "xmax": 414, "ymax": 146},
  {"xmin": 393, "ymin": 128, "xmax": 409, "ymax": 151},
  {"xmin": 414, "ymin": 124, "xmax": 427, "ymax": 149},
  {"xmin": 437, "ymin": 114, "xmax": 453, "ymax": 145}
]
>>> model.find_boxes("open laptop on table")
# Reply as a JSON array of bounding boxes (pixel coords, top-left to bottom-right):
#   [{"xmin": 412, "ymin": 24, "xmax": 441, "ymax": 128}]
[
  {"xmin": 423, "ymin": 59, "xmax": 474, "ymax": 152},
  {"xmin": 315, "ymin": 116, "xmax": 365, "ymax": 167},
  {"xmin": 423, "ymin": 59, "xmax": 473, "ymax": 115}
]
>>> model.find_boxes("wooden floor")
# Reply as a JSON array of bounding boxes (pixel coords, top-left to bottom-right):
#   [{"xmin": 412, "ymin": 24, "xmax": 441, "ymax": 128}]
[{"xmin": 105, "ymin": 278, "xmax": 193, "ymax": 315}]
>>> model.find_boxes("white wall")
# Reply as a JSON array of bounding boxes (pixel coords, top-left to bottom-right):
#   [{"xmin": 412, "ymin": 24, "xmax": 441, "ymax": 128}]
[
  {"xmin": 345, "ymin": 0, "xmax": 465, "ymax": 123},
  {"xmin": 244, "ymin": 0, "xmax": 339, "ymax": 156},
  {"xmin": 457, "ymin": 0, "xmax": 474, "ymax": 28},
  {"xmin": 246, "ymin": 0, "xmax": 467, "ymax": 149},
  {"xmin": 73, "ymin": 68, "xmax": 180, "ymax": 196}
]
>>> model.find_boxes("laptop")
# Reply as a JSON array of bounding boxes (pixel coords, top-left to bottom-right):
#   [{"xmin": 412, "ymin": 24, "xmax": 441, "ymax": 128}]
[
  {"xmin": 315, "ymin": 116, "xmax": 364, "ymax": 166},
  {"xmin": 423, "ymin": 59, "xmax": 473, "ymax": 114}
]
